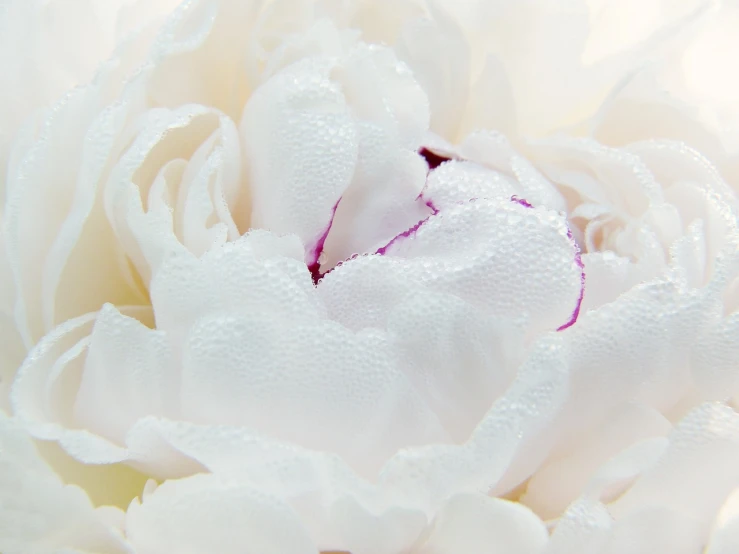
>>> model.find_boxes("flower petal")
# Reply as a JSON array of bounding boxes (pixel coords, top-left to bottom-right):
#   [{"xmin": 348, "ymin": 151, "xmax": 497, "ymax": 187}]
[
  {"xmin": 523, "ymin": 403, "xmax": 671, "ymax": 519},
  {"xmin": 382, "ymin": 199, "xmax": 584, "ymax": 335},
  {"xmin": 419, "ymin": 494, "xmax": 548, "ymax": 554},
  {"xmin": 125, "ymin": 474, "xmax": 317, "ymax": 554},
  {"xmin": 610, "ymin": 403, "xmax": 739, "ymax": 533},
  {"xmin": 240, "ymin": 57, "xmax": 359, "ymax": 263},
  {"xmin": 0, "ymin": 412, "xmax": 128, "ymax": 554},
  {"xmin": 180, "ymin": 312, "xmax": 449, "ymax": 476},
  {"xmin": 73, "ymin": 304, "xmax": 176, "ymax": 445}
]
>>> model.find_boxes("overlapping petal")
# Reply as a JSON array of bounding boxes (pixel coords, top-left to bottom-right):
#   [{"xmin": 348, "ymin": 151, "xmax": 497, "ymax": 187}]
[{"xmin": 3, "ymin": 0, "xmax": 739, "ymax": 552}]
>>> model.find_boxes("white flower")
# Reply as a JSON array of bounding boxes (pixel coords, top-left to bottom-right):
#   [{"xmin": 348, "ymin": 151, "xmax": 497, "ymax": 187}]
[{"xmin": 2, "ymin": 0, "xmax": 739, "ymax": 553}]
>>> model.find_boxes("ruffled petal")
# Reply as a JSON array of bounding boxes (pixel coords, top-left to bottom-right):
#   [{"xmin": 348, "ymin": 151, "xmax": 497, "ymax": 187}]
[
  {"xmin": 125, "ymin": 474, "xmax": 318, "ymax": 554},
  {"xmin": 0, "ymin": 412, "xmax": 129, "ymax": 554}
]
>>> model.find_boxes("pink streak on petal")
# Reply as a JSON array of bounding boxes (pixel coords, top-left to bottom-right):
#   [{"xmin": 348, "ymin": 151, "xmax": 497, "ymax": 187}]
[
  {"xmin": 557, "ymin": 226, "xmax": 585, "ymax": 331},
  {"xmin": 307, "ymin": 198, "xmax": 342, "ymax": 285},
  {"xmin": 375, "ymin": 194, "xmax": 439, "ymax": 256},
  {"xmin": 417, "ymin": 190, "xmax": 439, "ymax": 215},
  {"xmin": 509, "ymin": 195, "xmax": 586, "ymax": 331},
  {"xmin": 510, "ymin": 195, "xmax": 533, "ymax": 208},
  {"xmin": 375, "ymin": 214, "xmax": 434, "ymax": 256}
]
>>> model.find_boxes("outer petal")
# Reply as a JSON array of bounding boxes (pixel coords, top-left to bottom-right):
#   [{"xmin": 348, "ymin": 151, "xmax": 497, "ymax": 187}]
[
  {"xmin": 545, "ymin": 437, "xmax": 670, "ymax": 554},
  {"xmin": 125, "ymin": 475, "xmax": 318, "ymax": 554},
  {"xmin": 0, "ymin": 412, "xmax": 129, "ymax": 554},
  {"xmin": 523, "ymin": 403, "xmax": 671, "ymax": 519},
  {"xmin": 418, "ymin": 494, "xmax": 548, "ymax": 554},
  {"xmin": 386, "ymin": 291, "xmax": 525, "ymax": 442},
  {"xmin": 379, "ymin": 335, "xmax": 570, "ymax": 508},
  {"xmin": 707, "ymin": 487, "xmax": 739, "ymax": 554},
  {"xmin": 73, "ymin": 304, "xmax": 177, "ymax": 444},
  {"xmin": 609, "ymin": 403, "xmax": 739, "ymax": 535},
  {"xmin": 179, "ymin": 312, "xmax": 449, "ymax": 476},
  {"xmin": 330, "ymin": 495, "xmax": 428, "ymax": 554},
  {"xmin": 553, "ymin": 277, "xmax": 714, "ymax": 450},
  {"xmin": 395, "ymin": 1, "xmax": 470, "ymax": 141}
]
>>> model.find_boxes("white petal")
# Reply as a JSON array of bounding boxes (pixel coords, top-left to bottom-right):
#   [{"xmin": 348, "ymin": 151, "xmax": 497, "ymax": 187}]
[
  {"xmin": 383, "ymin": 199, "xmax": 584, "ymax": 335},
  {"xmin": 147, "ymin": 0, "xmax": 262, "ymax": 119},
  {"xmin": 460, "ymin": 131, "xmax": 567, "ymax": 212},
  {"xmin": 149, "ymin": 232, "xmax": 321, "ymax": 342},
  {"xmin": 180, "ymin": 312, "xmax": 448, "ymax": 476},
  {"xmin": 379, "ymin": 335, "xmax": 570, "ymax": 508},
  {"xmin": 5, "ymin": 82, "xmax": 144, "ymax": 345},
  {"xmin": 313, "ymin": 38, "xmax": 431, "ymax": 268},
  {"xmin": 331, "ymin": 495, "xmax": 427, "ymax": 554},
  {"xmin": 11, "ymin": 311, "xmax": 98, "ymax": 439},
  {"xmin": 691, "ymin": 312, "xmax": 739, "ymax": 402},
  {"xmin": 105, "ymin": 104, "xmax": 233, "ymax": 284},
  {"xmin": 523, "ymin": 403, "xmax": 671, "ymax": 519},
  {"xmin": 609, "ymin": 403, "xmax": 739, "ymax": 533},
  {"xmin": 396, "ymin": 1, "xmax": 470, "ymax": 141},
  {"xmin": 317, "ymin": 255, "xmax": 424, "ymax": 331},
  {"xmin": 386, "ymin": 291, "xmax": 524, "ymax": 442},
  {"xmin": 73, "ymin": 304, "xmax": 176, "ymax": 445},
  {"xmin": 0, "ymin": 412, "xmax": 128, "ymax": 554},
  {"xmin": 601, "ymin": 508, "xmax": 702, "ymax": 554},
  {"xmin": 125, "ymin": 474, "xmax": 317, "ymax": 554},
  {"xmin": 546, "ymin": 497, "xmax": 612, "ymax": 554},
  {"xmin": 423, "ymin": 159, "xmax": 520, "ymax": 209},
  {"xmin": 418, "ymin": 494, "xmax": 548, "ymax": 554},
  {"xmin": 240, "ymin": 57, "xmax": 359, "ymax": 264},
  {"xmin": 707, "ymin": 487, "xmax": 739, "ymax": 554},
  {"xmin": 555, "ymin": 278, "xmax": 712, "ymax": 445}
]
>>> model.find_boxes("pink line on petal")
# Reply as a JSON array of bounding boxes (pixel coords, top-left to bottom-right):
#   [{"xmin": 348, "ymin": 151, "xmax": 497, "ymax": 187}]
[
  {"xmin": 375, "ymin": 214, "xmax": 434, "ymax": 256},
  {"xmin": 510, "ymin": 195, "xmax": 533, "ymax": 208},
  {"xmin": 416, "ymin": 189, "xmax": 439, "ymax": 215},
  {"xmin": 307, "ymin": 198, "xmax": 341, "ymax": 285},
  {"xmin": 510, "ymin": 195, "xmax": 586, "ymax": 331},
  {"xmin": 375, "ymin": 194, "xmax": 440, "ymax": 256},
  {"xmin": 556, "ymin": 227, "xmax": 585, "ymax": 331}
]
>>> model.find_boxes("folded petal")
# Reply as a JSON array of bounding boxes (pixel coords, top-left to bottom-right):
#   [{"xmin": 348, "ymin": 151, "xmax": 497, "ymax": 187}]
[{"xmin": 240, "ymin": 57, "xmax": 359, "ymax": 264}]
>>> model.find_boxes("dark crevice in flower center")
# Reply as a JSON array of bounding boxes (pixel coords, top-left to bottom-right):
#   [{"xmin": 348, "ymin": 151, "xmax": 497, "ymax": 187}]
[
  {"xmin": 420, "ymin": 147, "xmax": 452, "ymax": 170},
  {"xmin": 308, "ymin": 150, "xmax": 585, "ymax": 331}
]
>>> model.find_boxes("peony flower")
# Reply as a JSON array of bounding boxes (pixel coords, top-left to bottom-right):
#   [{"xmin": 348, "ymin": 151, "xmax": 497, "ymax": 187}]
[{"xmin": 1, "ymin": 0, "xmax": 739, "ymax": 553}]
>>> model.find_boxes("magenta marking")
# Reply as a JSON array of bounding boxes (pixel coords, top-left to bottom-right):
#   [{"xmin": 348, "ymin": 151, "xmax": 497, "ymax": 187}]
[
  {"xmin": 375, "ymin": 214, "xmax": 434, "ymax": 256},
  {"xmin": 510, "ymin": 195, "xmax": 533, "ymax": 208},
  {"xmin": 556, "ymin": 227, "xmax": 585, "ymax": 331},
  {"xmin": 419, "ymin": 147, "xmax": 452, "ymax": 170},
  {"xmin": 510, "ymin": 195, "xmax": 585, "ymax": 331},
  {"xmin": 375, "ymin": 193, "xmax": 440, "ymax": 256},
  {"xmin": 416, "ymin": 189, "xmax": 439, "ymax": 215},
  {"xmin": 307, "ymin": 198, "xmax": 341, "ymax": 285}
]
